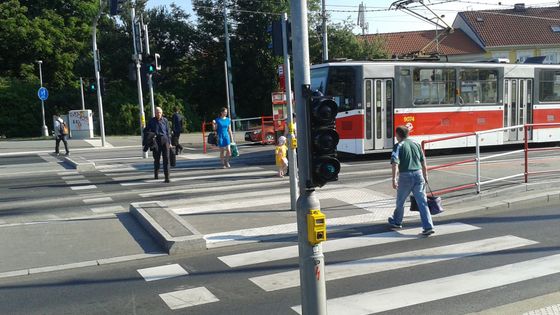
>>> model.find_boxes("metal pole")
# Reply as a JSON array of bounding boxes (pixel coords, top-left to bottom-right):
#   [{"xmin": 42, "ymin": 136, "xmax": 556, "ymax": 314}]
[
  {"xmin": 131, "ymin": 7, "xmax": 148, "ymax": 158},
  {"xmin": 143, "ymin": 22, "xmax": 156, "ymax": 118},
  {"xmin": 321, "ymin": 0, "xmax": 328, "ymax": 62},
  {"xmin": 92, "ymin": 10, "xmax": 106, "ymax": 147},
  {"xmin": 475, "ymin": 133, "xmax": 481, "ymax": 194},
  {"xmin": 291, "ymin": 0, "xmax": 327, "ymax": 314},
  {"xmin": 223, "ymin": 3, "xmax": 237, "ymax": 119},
  {"xmin": 283, "ymin": 13, "xmax": 299, "ymax": 212},
  {"xmin": 223, "ymin": 60, "xmax": 236, "ymax": 139},
  {"xmin": 37, "ymin": 60, "xmax": 48, "ymax": 137},
  {"xmin": 79, "ymin": 77, "xmax": 86, "ymax": 110}
]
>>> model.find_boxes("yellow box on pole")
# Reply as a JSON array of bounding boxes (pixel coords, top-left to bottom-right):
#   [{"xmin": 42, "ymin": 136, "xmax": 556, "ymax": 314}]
[{"xmin": 307, "ymin": 209, "xmax": 326, "ymax": 245}]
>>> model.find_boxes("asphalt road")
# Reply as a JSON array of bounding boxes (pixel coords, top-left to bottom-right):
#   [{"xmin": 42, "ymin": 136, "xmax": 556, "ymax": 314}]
[
  {"xmin": 1, "ymin": 142, "xmax": 560, "ymax": 314},
  {"xmin": 0, "ymin": 203, "xmax": 559, "ymax": 315}
]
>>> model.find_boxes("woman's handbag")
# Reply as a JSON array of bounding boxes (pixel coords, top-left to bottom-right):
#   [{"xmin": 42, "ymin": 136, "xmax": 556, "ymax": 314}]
[
  {"xmin": 230, "ymin": 143, "xmax": 239, "ymax": 157},
  {"xmin": 207, "ymin": 132, "xmax": 217, "ymax": 145},
  {"xmin": 409, "ymin": 183, "xmax": 444, "ymax": 215}
]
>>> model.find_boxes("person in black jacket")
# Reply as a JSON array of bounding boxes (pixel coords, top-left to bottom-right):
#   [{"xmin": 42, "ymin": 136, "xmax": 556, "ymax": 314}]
[
  {"xmin": 171, "ymin": 106, "xmax": 184, "ymax": 155},
  {"xmin": 146, "ymin": 107, "xmax": 171, "ymax": 183}
]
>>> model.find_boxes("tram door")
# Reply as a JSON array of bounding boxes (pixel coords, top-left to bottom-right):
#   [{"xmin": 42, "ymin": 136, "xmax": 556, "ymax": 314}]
[
  {"xmin": 504, "ymin": 79, "xmax": 533, "ymax": 141},
  {"xmin": 364, "ymin": 79, "xmax": 394, "ymax": 150}
]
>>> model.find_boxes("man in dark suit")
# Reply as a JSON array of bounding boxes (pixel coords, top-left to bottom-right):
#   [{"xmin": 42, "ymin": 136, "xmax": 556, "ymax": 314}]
[
  {"xmin": 171, "ymin": 106, "xmax": 185, "ymax": 155},
  {"xmin": 146, "ymin": 107, "xmax": 171, "ymax": 183}
]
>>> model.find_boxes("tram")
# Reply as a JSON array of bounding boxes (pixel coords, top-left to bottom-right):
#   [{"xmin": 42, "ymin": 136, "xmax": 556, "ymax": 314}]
[{"xmin": 310, "ymin": 60, "xmax": 560, "ymax": 154}]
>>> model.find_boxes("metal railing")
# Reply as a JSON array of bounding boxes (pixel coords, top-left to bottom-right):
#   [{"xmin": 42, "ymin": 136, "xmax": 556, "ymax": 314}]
[{"xmin": 422, "ymin": 123, "xmax": 560, "ymax": 195}]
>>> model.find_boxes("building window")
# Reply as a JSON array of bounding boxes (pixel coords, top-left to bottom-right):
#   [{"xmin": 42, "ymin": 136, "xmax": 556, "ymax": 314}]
[
  {"xmin": 492, "ymin": 51, "xmax": 509, "ymax": 59},
  {"xmin": 516, "ymin": 50, "xmax": 534, "ymax": 63},
  {"xmin": 413, "ymin": 68, "xmax": 456, "ymax": 105},
  {"xmin": 539, "ymin": 70, "xmax": 560, "ymax": 102},
  {"xmin": 459, "ymin": 69, "xmax": 498, "ymax": 104},
  {"xmin": 541, "ymin": 49, "xmax": 560, "ymax": 64}
]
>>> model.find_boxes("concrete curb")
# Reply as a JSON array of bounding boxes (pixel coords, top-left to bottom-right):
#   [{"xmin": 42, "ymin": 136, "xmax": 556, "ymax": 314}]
[
  {"xmin": 63, "ymin": 156, "xmax": 96, "ymax": 172},
  {"xmin": 0, "ymin": 253, "xmax": 166, "ymax": 280},
  {"xmin": 130, "ymin": 201, "xmax": 206, "ymax": 254}
]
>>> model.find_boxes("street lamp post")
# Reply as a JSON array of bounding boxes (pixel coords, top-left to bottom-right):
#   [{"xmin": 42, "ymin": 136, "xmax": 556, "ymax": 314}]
[{"xmin": 37, "ymin": 60, "xmax": 49, "ymax": 137}]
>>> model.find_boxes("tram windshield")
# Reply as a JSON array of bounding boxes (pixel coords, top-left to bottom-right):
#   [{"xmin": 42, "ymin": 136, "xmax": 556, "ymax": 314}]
[{"xmin": 311, "ymin": 66, "xmax": 358, "ymax": 111}]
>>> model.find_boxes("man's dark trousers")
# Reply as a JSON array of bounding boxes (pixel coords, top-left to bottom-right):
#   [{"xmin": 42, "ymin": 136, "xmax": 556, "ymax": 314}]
[
  {"xmin": 153, "ymin": 135, "xmax": 170, "ymax": 181},
  {"xmin": 55, "ymin": 135, "xmax": 69, "ymax": 154},
  {"xmin": 172, "ymin": 133, "xmax": 183, "ymax": 155}
]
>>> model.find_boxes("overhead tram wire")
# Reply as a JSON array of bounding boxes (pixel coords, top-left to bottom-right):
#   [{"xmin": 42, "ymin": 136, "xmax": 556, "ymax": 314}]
[{"xmin": 191, "ymin": 3, "xmax": 283, "ymax": 17}]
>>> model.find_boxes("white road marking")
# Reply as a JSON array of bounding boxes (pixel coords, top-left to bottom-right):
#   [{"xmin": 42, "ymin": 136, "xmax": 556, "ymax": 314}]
[
  {"xmin": 61, "ymin": 175, "xmax": 85, "ymax": 180},
  {"xmin": 120, "ymin": 170, "xmax": 277, "ymax": 186},
  {"xmin": 66, "ymin": 180, "xmax": 91, "ymax": 185},
  {"xmin": 251, "ymin": 236, "xmax": 537, "ymax": 291},
  {"xmin": 160, "ymin": 287, "xmax": 219, "ymax": 310},
  {"xmin": 137, "ymin": 264, "xmax": 188, "ymax": 282},
  {"xmin": 57, "ymin": 171, "xmax": 79, "ymax": 176},
  {"xmin": 90, "ymin": 205, "xmax": 125, "ymax": 214},
  {"xmin": 83, "ymin": 197, "xmax": 113, "ymax": 204},
  {"xmin": 139, "ymin": 180, "xmax": 285, "ymax": 198},
  {"xmin": 219, "ymin": 222, "xmax": 480, "ymax": 268},
  {"xmin": 292, "ymin": 253, "xmax": 560, "ymax": 315},
  {"xmin": 205, "ymin": 212, "xmax": 413, "ymax": 248},
  {"xmin": 70, "ymin": 185, "xmax": 97, "ymax": 191}
]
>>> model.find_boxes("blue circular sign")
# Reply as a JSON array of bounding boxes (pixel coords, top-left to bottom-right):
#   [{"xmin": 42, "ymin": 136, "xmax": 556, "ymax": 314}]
[{"xmin": 38, "ymin": 87, "xmax": 48, "ymax": 101}]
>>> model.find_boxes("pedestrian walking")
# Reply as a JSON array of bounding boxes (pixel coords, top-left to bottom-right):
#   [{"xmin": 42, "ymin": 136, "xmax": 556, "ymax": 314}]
[
  {"xmin": 388, "ymin": 125, "xmax": 435, "ymax": 236},
  {"xmin": 212, "ymin": 107, "xmax": 234, "ymax": 168},
  {"xmin": 53, "ymin": 113, "xmax": 69, "ymax": 156},
  {"xmin": 146, "ymin": 106, "xmax": 171, "ymax": 183},
  {"xmin": 171, "ymin": 106, "xmax": 184, "ymax": 155},
  {"xmin": 275, "ymin": 136, "xmax": 288, "ymax": 177}
]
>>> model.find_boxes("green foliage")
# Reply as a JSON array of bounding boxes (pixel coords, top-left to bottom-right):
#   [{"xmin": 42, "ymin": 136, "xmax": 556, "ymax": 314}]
[{"xmin": 1, "ymin": 0, "xmax": 389, "ymax": 138}]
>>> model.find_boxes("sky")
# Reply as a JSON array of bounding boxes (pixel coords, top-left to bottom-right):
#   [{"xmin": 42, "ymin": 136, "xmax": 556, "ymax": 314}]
[{"xmin": 147, "ymin": 0, "xmax": 558, "ymax": 34}]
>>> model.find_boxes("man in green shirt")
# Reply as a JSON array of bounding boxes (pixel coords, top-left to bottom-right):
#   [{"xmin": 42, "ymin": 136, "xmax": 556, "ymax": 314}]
[{"xmin": 389, "ymin": 125, "xmax": 435, "ymax": 235}]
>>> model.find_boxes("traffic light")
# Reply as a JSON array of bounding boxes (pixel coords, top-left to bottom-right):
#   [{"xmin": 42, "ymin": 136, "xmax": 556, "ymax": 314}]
[
  {"xmin": 87, "ymin": 80, "xmax": 97, "ymax": 94},
  {"xmin": 268, "ymin": 19, "xmax": 291, "ymax": 57},
  {"xmin": 109, "ymin": 0, "xmax": 126, "ymax": 16},
  {"xmin": 308, "ymin": 92, "xmax": 340, "ymax": 187},
  {"xmin": 145, "ymin": 53, "xmax": 161, "ymax": 74}
]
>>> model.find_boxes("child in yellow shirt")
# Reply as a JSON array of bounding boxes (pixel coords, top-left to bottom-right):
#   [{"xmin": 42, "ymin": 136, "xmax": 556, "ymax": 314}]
[{"xmin": 275, "ymin": 136, "xmax": 288, "ymax": 177}]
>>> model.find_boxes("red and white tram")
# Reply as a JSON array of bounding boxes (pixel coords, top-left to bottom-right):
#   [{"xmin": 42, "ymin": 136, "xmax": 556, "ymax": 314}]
[{"xmin": 310, "ymin": 60, "xmax": 560, "ymax": 154}]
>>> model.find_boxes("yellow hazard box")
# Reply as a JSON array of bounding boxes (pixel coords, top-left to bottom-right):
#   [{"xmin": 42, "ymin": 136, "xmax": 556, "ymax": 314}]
[{"xmin": 307, "ymin": 209, "xmax": 326, "ymax": 245}]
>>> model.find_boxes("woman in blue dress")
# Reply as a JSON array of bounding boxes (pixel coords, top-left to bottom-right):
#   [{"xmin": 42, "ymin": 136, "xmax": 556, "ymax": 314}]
[{"xmin": 212, "ymin": 107, "xmax": 234, "ymax": 168}]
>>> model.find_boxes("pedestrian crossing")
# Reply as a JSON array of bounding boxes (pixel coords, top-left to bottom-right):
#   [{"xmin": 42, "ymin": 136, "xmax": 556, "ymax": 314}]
[{"xmin": 133, "ymin": 220, "xmax": 560, "ymax": 313}]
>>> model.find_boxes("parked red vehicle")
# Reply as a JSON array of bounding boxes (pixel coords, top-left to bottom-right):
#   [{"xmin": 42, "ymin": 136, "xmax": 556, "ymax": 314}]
[{"xmin": 244, "ymin": 125, "xmax": 276, "ymax": 144}]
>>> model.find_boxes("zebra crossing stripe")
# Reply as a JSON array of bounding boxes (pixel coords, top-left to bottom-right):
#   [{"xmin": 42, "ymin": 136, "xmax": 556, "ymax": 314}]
[
  {"xmin": 137, "ymin": 264, "xmax": 188, "ymax": 282},
  {"xmin": 218, "ymin": 222, "xmax": 479, "ymax": 268},
  {"xmin": 120, "ymin": 170, "xmax": 277, "ymax": 186},
  {"xmin": 250, "ymin": 235, "xmax": 537, "ymax": 292},
  {"xmin": 139, "ymin": 180, "xmax": 286, "ymax": 198},
  {"xmin": 160, "ymin": 287, "xmax": 219, "ymax": 310},
  {"xmin": 83, "ymin": 197, "xmax": 113, "ymax": 204},
  {"xmin": 70, "ymin": 185, "xmax": 97, "ymax": 190},
  {"xmin": 292, "ymin": 252, "xmax": 560, "ymax": 315}
]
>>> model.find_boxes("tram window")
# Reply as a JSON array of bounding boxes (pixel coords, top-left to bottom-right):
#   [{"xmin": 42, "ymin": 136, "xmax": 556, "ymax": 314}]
[
  {"xmin": 413, "ymin": 68, "xmax": 456, "ymax": 105},
  {"xmin": 539, "ymin": 70, "xmax": 560, "ymax": 102},
  {"xmin": 459, "ymin": 69, "xmax": 498, "ymax": 104},
  {"xmin": 310, "ymin": 67, "xmax": 328, "ymax": 94},
  {"xmin": 327, "ymin": 67, "xmax": 357, "ymax": 111}
]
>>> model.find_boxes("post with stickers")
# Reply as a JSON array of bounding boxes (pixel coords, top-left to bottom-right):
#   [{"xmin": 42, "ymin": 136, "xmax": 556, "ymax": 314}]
[{"xmin": 291, "ymin": 1, "xmax": 328, "ymax": 314}]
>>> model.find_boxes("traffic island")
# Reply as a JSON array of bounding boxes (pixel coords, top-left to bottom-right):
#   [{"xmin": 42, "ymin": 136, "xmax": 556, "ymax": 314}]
[
  {"xmin": 130, "ymin": 201, "xmax": 206, "ymax": 254},
  {"xmin": 63, "ymin": 156, "xmax": 96, "ymax": 172}
]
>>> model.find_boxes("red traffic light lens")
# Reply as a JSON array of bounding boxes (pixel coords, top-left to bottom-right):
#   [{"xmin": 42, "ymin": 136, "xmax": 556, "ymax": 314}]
[{"xmin": 312, "ymin": 97, "xmax": 338, "ymax": 124}]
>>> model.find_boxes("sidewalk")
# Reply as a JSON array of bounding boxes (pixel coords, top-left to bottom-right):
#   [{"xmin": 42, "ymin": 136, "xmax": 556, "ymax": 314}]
[{"xmin": 0, "ymin": 132, "xmax": 251, "ymax": 156}]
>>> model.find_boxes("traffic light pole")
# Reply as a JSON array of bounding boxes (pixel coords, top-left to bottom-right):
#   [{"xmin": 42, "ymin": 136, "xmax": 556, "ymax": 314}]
[
  {"xmin": 79, "ymin": 77, "xmax": 86, "ymax": 110},
  {"xmin": 291, "ymin": 1, "xmax": 327, "ymax": 314},
  {"xmin": 142, "ymin": 21, "xmax": 156, "ymax": 118},
  {"xmin": 131, "ymin": 7, "xmax": 148, "ymax": 158},
  {"xmin": 92, "ymin": 5, "xmax": 106, "ymax": 147},
  {"xmin": 223, "ymin": 3, "xmax": 236, "ymax": 119},
  {"xmin": 282, "ymin": 13, "xmax": 299, "ymax": 212}
]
